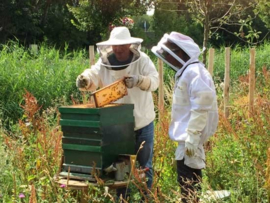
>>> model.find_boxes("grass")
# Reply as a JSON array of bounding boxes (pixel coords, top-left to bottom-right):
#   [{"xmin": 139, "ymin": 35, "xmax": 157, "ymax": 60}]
[
  {"xmin": 211, "ymin": 43, "xmax": 270, "ymax": 82},
  {"xmin": 0, "ymin": 41, "xmax": 89, "ymax": 129}
]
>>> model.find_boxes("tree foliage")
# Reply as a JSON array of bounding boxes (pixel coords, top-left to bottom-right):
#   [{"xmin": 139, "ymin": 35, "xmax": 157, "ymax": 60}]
[
  {"xmin": 67, "ymin": 0, "xmax": 149, "ymax": 40},
  {"xmin": 0, "ymin": 0, "xmax": 88, "ymax": 49},
  {"xmin": 152, "ymin": 0, "xmax": 269, "ymax": 63},
  {"xmin": 152, "ymin": 0, "xmax": 203, "ymax": 45},
  {"xmin": 0, "ymin": 0, "xmax": 269, "ymax": 51},
  {"xmin": 255, "ymin": 0, "xmax": 270, "ymax": 29}
]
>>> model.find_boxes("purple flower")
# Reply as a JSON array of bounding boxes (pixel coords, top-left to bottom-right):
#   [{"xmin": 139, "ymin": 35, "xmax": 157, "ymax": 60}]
[
  {"xmin": 19, "ymin": 193, "xmax": 25, "ymax": 198},
  {"xmin": 60, "ymin": 184, "xmax": 66, "ymax": 188}
]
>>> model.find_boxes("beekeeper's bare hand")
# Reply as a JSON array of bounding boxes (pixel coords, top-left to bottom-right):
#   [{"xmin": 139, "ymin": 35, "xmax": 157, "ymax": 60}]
[
  {"xmin": 124, "ymin": 75, "xmax": 139, "ymax": 88},
  {"xmin": 76, "ymin": 74, "xmax": 91, "ymax": 90}
]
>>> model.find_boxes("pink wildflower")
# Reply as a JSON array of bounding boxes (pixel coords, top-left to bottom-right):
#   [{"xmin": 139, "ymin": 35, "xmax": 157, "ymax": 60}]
[{"xmin": 19, "ymin": 193, "xmax": 25, "ymax": 198}]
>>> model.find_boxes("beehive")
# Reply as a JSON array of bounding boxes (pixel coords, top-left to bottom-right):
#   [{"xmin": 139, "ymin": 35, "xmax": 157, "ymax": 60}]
[{"xmin": 59, "ymin": 104, "xmax": 135, "ymax": 180}]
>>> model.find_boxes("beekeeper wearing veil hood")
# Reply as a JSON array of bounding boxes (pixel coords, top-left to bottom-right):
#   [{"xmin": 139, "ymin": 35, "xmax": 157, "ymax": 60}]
[
  {"xmin": 152, "ymin": 32, "xmax": 218, "ymax": 203},
  {"xmin": 76, "ymin": 26, "xmax": 159, "ymax": 190}
]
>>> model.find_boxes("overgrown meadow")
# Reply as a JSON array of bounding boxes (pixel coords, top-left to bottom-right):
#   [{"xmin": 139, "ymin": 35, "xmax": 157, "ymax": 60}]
[{"xmin": 0, "ymin": 41, "xmax": 270, "ymax": 202}]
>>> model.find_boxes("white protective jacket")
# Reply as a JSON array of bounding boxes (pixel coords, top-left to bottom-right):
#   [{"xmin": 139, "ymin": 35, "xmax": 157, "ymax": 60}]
[
  {"xmin": 80, "ymin": 51, "xmax": 159, "ymax": 130},
  {"xmin": 171, "ymin": 61, "xmax": 218, "ymax": 169},
  {"xmin": 152, "ymin": 32, "xmax": 218, "ymax": 169}
]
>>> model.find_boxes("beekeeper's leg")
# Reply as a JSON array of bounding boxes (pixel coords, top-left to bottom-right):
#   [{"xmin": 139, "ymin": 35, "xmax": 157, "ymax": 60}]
[
  {"xmin": 177, "ymin": 159, "xmax": 202, "ymax": 203},
  {"xmin": 135, "ymin": 121, "xmax": 154, "ymax": 189}
]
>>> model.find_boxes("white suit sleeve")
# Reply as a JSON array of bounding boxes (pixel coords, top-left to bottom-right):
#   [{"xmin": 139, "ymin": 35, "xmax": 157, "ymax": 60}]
[
  {"xmin": 186, "ymin": 77, "xmax": 215, "ymax": 143},
  {"xmin": 186, "ymin": 109, "xmax": 208, "ymax": 147},
  {"xmin": 79, "ymin": 59, "xmax": 102, "ymax": 91},
  {"xmin": 138, "ymin": 54, "xmax": 159, "ymax": 91}
]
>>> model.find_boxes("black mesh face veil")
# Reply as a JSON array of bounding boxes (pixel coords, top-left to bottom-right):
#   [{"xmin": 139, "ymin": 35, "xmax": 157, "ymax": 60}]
[
  {"xmin": 107, "ymin": 52, "xmax": 134, "ymax": 70},
  {"xmin": 98, "ymin": 43, "xmax": 141, "ymax": 70},
  {"xmin": 156, "ymin": 48, "xmax": 169, "ymax": 60},
  {"xmin": 152, "ymin": 46, "xmax": 179, "ymax": 72},
  {"xmin": 152, "ymin": 32, "xmax": 200, "ymax": 72},
  {"xmin": 156, "ymin": 44, "xmax": 184, "ymax": 59},
  {"xmin": 151, "ymin": 35, "xmax": 186, "ymax": 72}
]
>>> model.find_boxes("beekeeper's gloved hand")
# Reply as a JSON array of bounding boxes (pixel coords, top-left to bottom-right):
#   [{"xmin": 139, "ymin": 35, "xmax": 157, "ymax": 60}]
[
  {"xmin": 76, "ymin": 74, "xmax": 92, "ymax": 91},
  {"xmin": 185, "ymin": 110, "xmax": 208, "ymax": 157},
  {"xmin": 124, "ymin": 75, "xmax": 139, "ymax": 88},
  {"xmin": 185, "ymin": 132, "xmax": 200, "ymax": 157},
  {"xmin": 124, "ymin": 75, "xmax": 151, "ymax": 91}
]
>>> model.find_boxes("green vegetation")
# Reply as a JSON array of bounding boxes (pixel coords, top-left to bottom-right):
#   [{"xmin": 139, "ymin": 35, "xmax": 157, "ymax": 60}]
[
  {"xmin": 1, "ymin": 0, "xmax": 269, "ymax": 201},
  {"xmin": 0, "ymin": 41, "xmax": 89, "ymax": 129},
  {"xmin": 0, "ymin": 42, "xmax": 270, "ymax": 202},
  {"xmin": 212, "ymin": 43, "xmax": 270, "ymax": 81}
]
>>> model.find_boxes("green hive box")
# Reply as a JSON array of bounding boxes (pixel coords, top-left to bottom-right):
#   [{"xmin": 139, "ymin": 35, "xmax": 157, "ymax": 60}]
[{"xmin": 59, "ymin": 104, "xmax": 135, "ymax": 180}]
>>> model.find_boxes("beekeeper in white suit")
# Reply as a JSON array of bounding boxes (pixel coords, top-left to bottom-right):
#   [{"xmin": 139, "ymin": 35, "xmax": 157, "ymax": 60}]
[
  {"xmin": 152, "ymin": 32, "xmax": 218, "ymax": 203},
  {"xmin": 76, "ymin": 26, "xmax": 159, "ymax": 191}
]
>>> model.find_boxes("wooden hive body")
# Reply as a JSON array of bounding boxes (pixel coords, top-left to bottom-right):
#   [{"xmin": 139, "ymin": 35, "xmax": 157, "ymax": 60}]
[{"xmin": 59, "ymin": 104, "xmax": 135, "ymax": 180}]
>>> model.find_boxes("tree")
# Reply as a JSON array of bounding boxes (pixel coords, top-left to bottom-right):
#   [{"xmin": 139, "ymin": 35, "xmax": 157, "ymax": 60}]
[
  {"xmin": 255, "ymin": 0, "xmax": 270, "ymax": 29},
  {"xmin": 184, "ymin": 0, "xmax": 264, "ymax": 63},
  {"xmin": 152, "ymin": 0, "xmax": 203, "ymax": 45},
  {"xmin": 0, "ymin": 0, "xmax": 44, "ymax": 44},
  {"xmin": 67, "ymin": 0, "xmax": 149, "ymax": 41},
  {"xmin": 0, "ymin": 0, "xmax": 88, "ymax": 49},
  {"xmin": 185, "ymin": 0, "xmax": 270, "ymax": 63},
  {"xmin": 152, "ymin": 0, "xmax": 269, "ymax": 63}
]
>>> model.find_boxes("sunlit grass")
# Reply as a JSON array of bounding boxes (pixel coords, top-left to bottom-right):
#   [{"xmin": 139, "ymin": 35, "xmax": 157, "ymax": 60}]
[{"xmin": 0, "ymin": 41, "xmax": 89, "ymax": 128}]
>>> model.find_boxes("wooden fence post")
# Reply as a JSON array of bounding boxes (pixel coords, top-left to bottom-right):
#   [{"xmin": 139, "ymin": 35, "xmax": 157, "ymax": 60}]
[
  {"xmin": 88, "ymin": 45, "xmax": 95, "ymax": 104},
  {"xmin": 249, "ymin": 48, "xmax": 256, "ymax": 117},
  {"xmin": 208, "ymin": 48, "xmax": 215, "ymax": 76},
  {"xmin": 224, "ymin": 47, "xmax": 230, "ymax": 118},
  {"xmin": 29, "ymin": 44, "xmax": 38, "ymax": 55},
  {"xmin": 89, "ymin": 46, "xmax": 95, "ymax": 66},
  {"xmin": 158, "ymin": 58, "xmax": 164, "ymax": 120}
]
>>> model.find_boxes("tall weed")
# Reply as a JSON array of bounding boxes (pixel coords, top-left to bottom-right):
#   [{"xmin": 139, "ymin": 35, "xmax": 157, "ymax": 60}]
[{"xmin": 0, "ymin": 90, "xmax": 76, "ymax": 202}]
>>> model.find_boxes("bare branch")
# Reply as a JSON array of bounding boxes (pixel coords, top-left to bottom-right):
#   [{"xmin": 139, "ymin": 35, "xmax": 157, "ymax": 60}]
[
  {"xmin": 210, "ymin": 26, "xmax": 270, "ymax": 46},
  {"xmin": 217, "ymin": 0, "xmax": 236, "ymax": 20}
]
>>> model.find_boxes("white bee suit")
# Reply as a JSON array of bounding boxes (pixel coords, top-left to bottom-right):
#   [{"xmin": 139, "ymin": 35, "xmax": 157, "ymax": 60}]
[
  {"xmin": 171, "ymin": 62, "xmax": 218, "ymax": 169},
  {"xmin": 152, "ymin": 32, "xmax": 218, "ymax": 169},
  {"xmin": 79, "ymin": 51, "xmax": 159, "ymax": 130}
]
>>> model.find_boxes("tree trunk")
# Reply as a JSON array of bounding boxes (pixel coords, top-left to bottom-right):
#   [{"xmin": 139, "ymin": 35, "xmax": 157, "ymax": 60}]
[{"xmin": 41, "ymin": 0, "xmax": 52, "ymax": 27}]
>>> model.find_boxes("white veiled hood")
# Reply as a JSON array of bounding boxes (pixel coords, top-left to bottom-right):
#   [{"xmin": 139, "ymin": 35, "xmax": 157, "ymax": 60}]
[{"xmin": 151, "ymin": 32, "xmax": 201, "ymax": 71}]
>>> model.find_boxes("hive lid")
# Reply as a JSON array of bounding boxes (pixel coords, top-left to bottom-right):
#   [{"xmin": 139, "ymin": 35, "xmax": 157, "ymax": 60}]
[{"xmin": 91, "ymin": 78, "xmax": 128, "ymax": 107}]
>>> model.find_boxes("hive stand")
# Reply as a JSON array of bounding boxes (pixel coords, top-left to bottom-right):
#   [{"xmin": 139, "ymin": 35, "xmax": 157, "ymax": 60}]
[{"xmin": 55, "ymin": 176, "xmax": 130, "ymax": 203}]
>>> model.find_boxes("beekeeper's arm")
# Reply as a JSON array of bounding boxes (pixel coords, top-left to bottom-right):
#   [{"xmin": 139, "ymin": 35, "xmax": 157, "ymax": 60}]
[
  {"xmin": 76, "ymin": 59, "xmax": 102, "ymax": 91},
  {"xmin": 185, "ymin": 78, "xmax": 215, "ymax": 157},
  {"xmin": 124, "ymin": 56, "xmax": 159, "ymax": 91}
]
